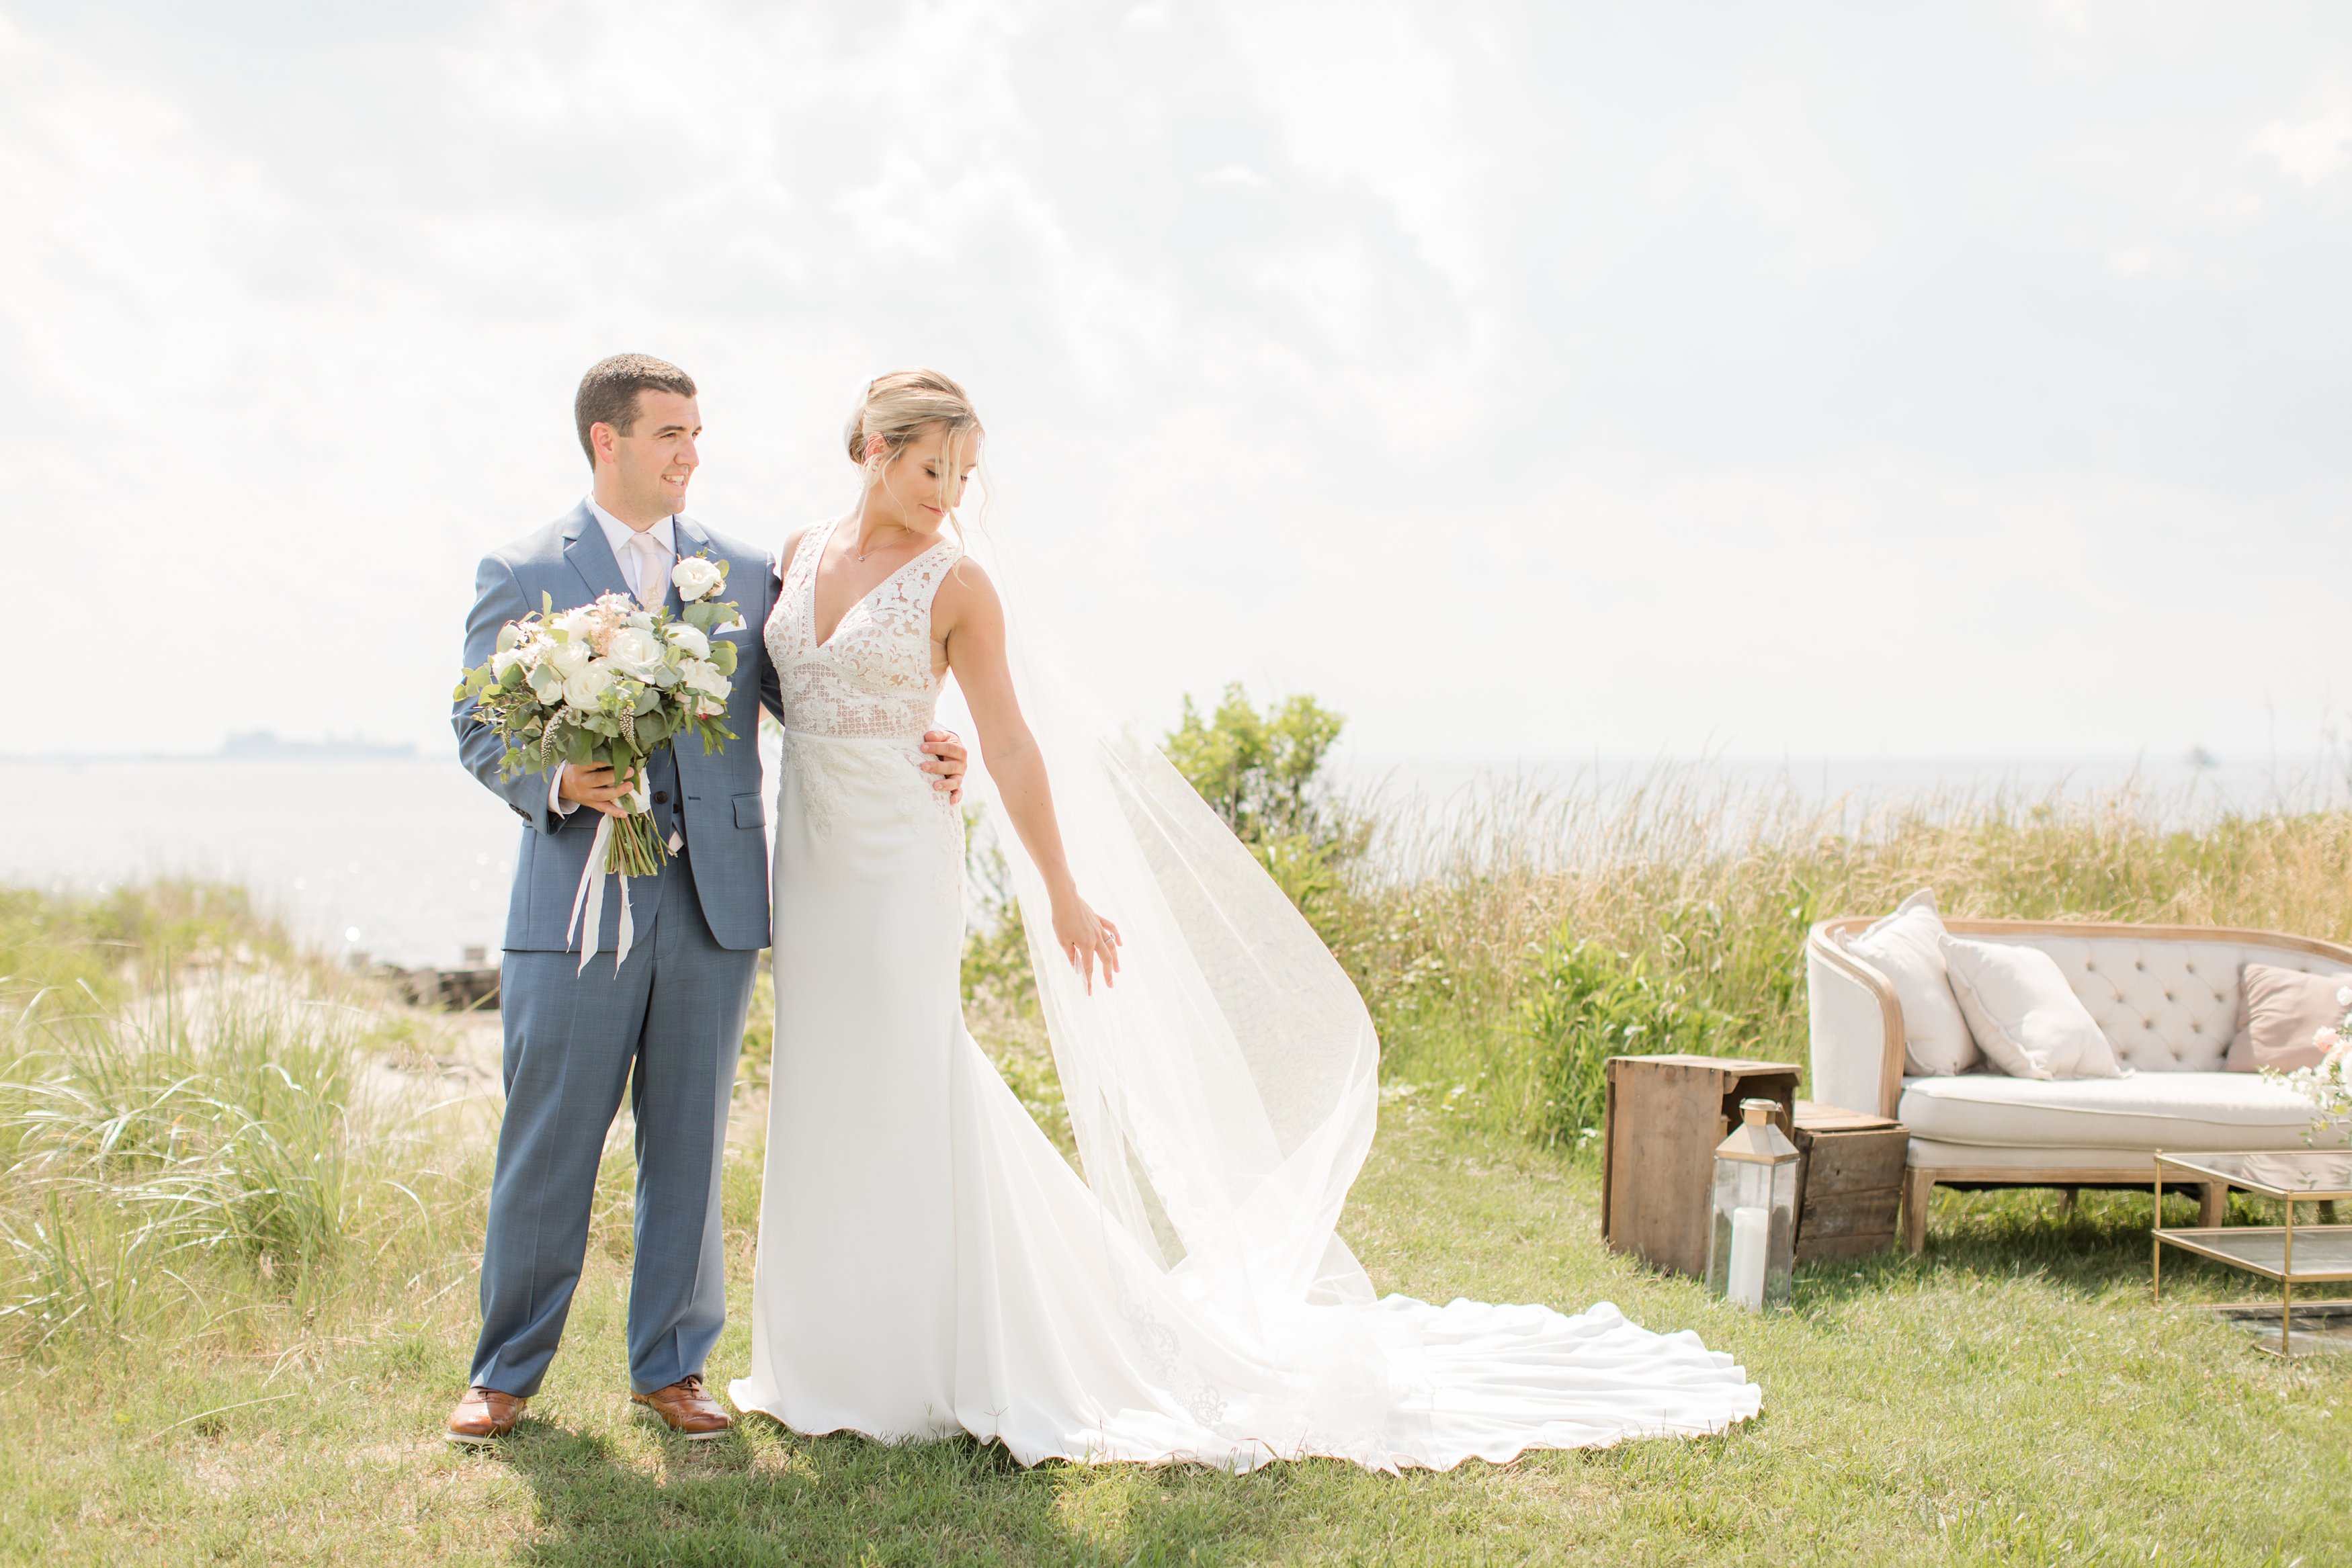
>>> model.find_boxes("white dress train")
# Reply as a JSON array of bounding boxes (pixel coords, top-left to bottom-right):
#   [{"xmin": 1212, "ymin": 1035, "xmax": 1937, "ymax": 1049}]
[{"xmin": 730, "ymin": 517, "xmax": 1761, "ymax": 1469}]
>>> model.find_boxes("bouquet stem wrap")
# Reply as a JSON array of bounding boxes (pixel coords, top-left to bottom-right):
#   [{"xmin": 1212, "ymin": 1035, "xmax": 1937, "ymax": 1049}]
[
  {"xmin": 563, "ymin": 771, "xmax": 669, "ymax": 974},
  {"xmin": 568, "ymin": 814, "xmax": 634, "ymax": 975}
]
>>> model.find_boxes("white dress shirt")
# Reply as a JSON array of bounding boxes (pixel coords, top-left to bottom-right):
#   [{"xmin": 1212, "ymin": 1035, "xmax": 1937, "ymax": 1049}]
[{"xmin": 551, "ymin": 496, "xmax": 679, "ymax": 816}]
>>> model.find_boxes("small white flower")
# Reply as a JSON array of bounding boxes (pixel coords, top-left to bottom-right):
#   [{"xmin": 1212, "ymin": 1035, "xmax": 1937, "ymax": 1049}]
[
  {"xmin": 697, "ymin": 695, "xmax": 726, "ymax": 717},
  {"xmin": 605, "ymin": 626, "xmax": 665, "ymax": 681},
  {"xmin": 491, "ymin": 647, "xmax": 525, "ymax": 679},
  {"xmin": 556, "ymin": 607, "xmax": 599, "ymax": 642},
  {"xmin": 546, "ymin": 638, "xmax": 591, "ymax": 677},
  {"xmin": 664, "ymin": 623, "xmax": 710, "ymax": 660},
  {"xmin": 672, "ymin": 556, "xmax": 724, "ymax": 601}
]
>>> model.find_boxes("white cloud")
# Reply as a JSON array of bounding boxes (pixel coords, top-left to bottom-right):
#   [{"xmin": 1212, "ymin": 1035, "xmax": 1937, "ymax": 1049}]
[{"xmin": 2253, "ymin": 101, "xmax": 2352, "ymax": 185}]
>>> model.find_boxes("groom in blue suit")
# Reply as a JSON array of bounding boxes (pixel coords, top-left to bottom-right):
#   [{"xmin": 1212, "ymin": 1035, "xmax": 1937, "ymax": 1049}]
[{"xmin": 446, "ymin": 354, "xmax": 964, "ymax": 1442}]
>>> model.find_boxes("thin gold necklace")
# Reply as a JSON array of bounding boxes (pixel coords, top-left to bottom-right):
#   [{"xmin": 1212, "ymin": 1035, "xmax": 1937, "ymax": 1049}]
[{"xmin": 853, "ymin": 521, "xmax": 909, "ymax": 562}]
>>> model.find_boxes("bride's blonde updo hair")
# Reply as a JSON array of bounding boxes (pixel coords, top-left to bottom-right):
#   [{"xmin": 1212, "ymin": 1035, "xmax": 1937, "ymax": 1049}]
[{"xmin": 845, "ymin": 367, "xmax": 983, "ymax": 475}]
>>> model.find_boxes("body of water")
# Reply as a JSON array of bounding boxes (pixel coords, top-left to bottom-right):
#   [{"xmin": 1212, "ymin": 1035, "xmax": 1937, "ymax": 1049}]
[{"xmin": 3, "ymin": 748, "xmax": 2342, "ymax": 968}]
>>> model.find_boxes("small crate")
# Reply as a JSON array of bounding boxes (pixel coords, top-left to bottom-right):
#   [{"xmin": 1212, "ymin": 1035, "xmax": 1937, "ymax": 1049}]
[
  {"xmin": 1601, "ymin": 1054, "xmax": 1802, "ymax": 1278},
  {"xmin": 1790, "ymin": 1100, "xmax": 1908, "ymax": 1262}
]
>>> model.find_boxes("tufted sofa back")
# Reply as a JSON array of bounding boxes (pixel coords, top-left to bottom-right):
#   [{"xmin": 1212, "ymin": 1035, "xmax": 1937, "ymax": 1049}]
[{"xmin": 1938, "ymin": 921, "xmax": 2352, "ymax": 1072}]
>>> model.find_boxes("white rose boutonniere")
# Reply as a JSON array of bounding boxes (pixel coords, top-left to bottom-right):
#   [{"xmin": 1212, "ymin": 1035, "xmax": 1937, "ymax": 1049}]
[{"xmin": 672, "ymin": 555, "xmax": 726, "ymax": 602}]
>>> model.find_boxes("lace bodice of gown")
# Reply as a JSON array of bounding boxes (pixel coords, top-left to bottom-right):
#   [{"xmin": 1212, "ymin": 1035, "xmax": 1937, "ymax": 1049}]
[{"xmin": 765, "ymin": 516, "xmax": 960, "ymax": 740}]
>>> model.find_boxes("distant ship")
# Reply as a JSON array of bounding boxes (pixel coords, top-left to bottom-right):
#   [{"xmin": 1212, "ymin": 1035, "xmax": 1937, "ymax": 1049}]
[{"xmin": 219, "ymin": 732, "xmax": 418, "ymax": 761}]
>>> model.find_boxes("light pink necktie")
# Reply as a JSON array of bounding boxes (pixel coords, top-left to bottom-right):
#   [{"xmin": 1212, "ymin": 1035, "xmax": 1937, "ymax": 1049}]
[{"xmin": 629, "ymin": 531, "xmax": 669, "ymax": 607}]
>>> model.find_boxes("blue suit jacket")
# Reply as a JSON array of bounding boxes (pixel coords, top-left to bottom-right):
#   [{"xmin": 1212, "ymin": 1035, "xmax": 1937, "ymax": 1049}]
[{"xmin": 454, "ymin": 503, "xmax": 782, "ymax": 953}]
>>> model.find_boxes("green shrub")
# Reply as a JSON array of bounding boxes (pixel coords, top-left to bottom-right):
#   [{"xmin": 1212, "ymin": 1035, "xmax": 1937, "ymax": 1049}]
[
  {"xmin": 1517, "ymin": 936, "xmax": 1738, "ymax": 1149},
  {"xmin": 1164, "ymin": 684, "xmax": 1366, "ymax": 941},
  {"xmin": 1164, "ymin": 683, "xmax": 1345, "ymax": 846}
]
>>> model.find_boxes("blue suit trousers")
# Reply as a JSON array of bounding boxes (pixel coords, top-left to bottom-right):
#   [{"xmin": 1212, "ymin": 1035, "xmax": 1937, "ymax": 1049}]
[{"xmin": 469, "ymin": 849, "xmax": 757, "ymax": 1397}]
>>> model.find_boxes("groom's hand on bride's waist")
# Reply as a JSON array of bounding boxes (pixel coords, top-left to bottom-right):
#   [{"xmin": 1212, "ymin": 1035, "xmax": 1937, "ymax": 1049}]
[{"xmin": 921, "ymin": 731, "xmax": 968, "ymax": 806}]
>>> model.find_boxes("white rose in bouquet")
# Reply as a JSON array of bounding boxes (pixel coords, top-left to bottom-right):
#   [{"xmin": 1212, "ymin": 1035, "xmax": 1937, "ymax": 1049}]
[
  {"xmin": 672, "ymin": 556, "xmax": 725, "ymax": 601},
  {"xmin": 679, "ymin": 658, "xmax": 732, "ymax": 700},
  {"xmin": 562, "ymin": 661, "xmax": 616, "ymax": 709},
  {"xmin": 492, "ymin": 646, "xmax": 526, "ymax": 679},
  {"xmin": 546, "ymin": 637, "xmax": 592, "ymax": 677},
  {"xmin": 556, "ymin": 607, "xmax": 599, "ymax": 642},
  {"xmin": 605, "ymin": 625, "xmax": 666, "ymax": 681},
  {"xmin": 664, "ymin": 623, "xmax": 710, "ymax": 660}
]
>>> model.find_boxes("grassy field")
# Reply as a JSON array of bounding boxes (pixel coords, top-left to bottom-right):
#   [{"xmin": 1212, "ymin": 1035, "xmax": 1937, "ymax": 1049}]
[{"xmin": 7, "ymin": 776, "xmax": 2352, "ymax": 1564}]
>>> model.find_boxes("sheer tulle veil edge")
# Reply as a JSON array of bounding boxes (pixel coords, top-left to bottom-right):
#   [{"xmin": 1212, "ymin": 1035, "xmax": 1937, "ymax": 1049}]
[{"xmin": 950, "ymin": 527, "xmax": 1761, "ymax": 1470}]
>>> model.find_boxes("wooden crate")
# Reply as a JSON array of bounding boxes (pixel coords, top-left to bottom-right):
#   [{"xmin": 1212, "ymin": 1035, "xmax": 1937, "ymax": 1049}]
[
  {"xmin": 1601, "ymin": 1054, "xmax": 1802, "ymax": 1278},
  {"xmin": 1791, "ymin": 1100, "xmax": 1908, "ymax": 1263}
]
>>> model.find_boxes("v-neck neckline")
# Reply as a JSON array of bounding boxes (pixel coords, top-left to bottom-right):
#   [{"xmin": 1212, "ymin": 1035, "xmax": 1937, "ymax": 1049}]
[{"xmin": 807, "ymin": 515, "xmax": 952, "ymax": 651}]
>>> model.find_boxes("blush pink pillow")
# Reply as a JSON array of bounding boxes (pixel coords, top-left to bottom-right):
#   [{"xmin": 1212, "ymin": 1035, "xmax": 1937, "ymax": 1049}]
[{"xmin": 2225, "ymin": 963, "xmax": 2349, "ymax": 1072}]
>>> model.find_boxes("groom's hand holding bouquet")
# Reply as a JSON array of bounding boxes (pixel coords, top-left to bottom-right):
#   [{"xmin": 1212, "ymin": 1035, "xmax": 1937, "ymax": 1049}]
[{"xmin": 454, "ymin": 550, "xmax": 746, "ymax": 967}]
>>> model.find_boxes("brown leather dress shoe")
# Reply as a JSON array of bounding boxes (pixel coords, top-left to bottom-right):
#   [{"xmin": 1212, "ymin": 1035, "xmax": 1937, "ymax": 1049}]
[
  {"xmin": 631, "ymin": 1374, "xmax": 732, "ymax": 1439},
  {"xmin": 446, "ymin": 1385, "xmax": 528, "ymax": 1445}
]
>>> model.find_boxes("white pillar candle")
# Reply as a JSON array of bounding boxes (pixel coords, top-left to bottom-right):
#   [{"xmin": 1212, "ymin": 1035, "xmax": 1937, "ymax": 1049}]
[{"xmin": 1728, "ymin": 1205, "xmax": 1769, "ymax": 1309}]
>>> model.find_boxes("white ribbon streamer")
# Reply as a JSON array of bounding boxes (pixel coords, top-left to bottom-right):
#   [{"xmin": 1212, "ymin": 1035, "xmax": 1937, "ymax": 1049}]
[{"xmin": 566, "ymin": 813, "xmax": 634, "ymax": 975}]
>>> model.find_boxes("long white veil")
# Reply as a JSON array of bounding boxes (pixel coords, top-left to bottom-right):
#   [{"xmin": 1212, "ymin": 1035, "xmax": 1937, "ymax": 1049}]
[
  {"xmin": 974, "ymin": 546, "xmax": 1382, "ymax": 1320},
  {"xmin": 955, "ymin": 529, "xmax": 1759, "ymax": 1469}
]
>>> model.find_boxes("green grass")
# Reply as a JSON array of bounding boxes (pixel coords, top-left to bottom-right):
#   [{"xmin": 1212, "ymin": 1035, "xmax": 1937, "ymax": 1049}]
[{"xmin": 4, "ymin": 1096, "xmax": 2347, "ymax": 1565}]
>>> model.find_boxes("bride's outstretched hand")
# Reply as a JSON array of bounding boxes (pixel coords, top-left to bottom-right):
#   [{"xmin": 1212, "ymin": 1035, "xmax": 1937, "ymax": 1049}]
[{"xmin": 1053, "ymin": 896, "xmax": 1122, "ymax": 994}]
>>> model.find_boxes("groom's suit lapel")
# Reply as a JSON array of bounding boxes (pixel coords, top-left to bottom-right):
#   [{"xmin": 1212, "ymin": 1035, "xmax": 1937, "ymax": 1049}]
[{"xmin": 560, "ymin": 502, "xmax": 632, "ymax": 607}]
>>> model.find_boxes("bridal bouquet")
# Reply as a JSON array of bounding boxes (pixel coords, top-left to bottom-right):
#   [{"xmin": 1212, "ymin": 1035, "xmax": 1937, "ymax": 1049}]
[{"xmin": 455, "ymin": 552, "xmax": 745, "ymax": 965}]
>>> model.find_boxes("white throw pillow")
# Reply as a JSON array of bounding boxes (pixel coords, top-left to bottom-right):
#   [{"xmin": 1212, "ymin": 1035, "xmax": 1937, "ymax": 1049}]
[
  {"xmin": 1937, "ymin": 935, "xmax": 2126, "ymax": 1080},
  {"xmin": 1841, "ymin": 889, "xmax": 1978, "ymax": 1077}
]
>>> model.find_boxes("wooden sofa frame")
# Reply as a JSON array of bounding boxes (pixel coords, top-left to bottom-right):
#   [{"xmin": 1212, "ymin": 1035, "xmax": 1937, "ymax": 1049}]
[{"xmin": 1807, "ymin": 916, "xmax": 2352, "ymax": 1254}]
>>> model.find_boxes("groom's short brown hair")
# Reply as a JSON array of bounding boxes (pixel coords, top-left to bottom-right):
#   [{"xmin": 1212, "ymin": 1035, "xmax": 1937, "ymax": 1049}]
[{"xmin": 575, "ymin": 353, "xmax": 698, "ymax": 467}]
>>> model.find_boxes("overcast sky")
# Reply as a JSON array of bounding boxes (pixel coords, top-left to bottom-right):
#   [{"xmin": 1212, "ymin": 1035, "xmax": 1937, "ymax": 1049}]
[{"xmin": 8, "ymin": 1, "xmax": 2351, "ymax": 764}]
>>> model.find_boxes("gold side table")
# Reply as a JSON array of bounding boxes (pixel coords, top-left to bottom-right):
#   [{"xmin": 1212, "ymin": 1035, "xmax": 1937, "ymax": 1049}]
[{"xmin": 2152, "ymin": 1151, "xmax": 2352, "ymax": 1356}]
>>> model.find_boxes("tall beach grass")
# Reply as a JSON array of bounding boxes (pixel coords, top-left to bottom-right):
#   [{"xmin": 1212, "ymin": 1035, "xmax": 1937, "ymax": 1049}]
[
  {"xmin": 1322, "ymin": 769, "xmax": 2352, "ymax": 1143},
  {"xmin": 0, "ymin": 885, "xmax": 485, "ymax": 1362}
]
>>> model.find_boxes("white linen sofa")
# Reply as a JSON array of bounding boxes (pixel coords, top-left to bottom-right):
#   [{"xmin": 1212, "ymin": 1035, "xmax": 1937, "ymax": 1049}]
[{"xmin": 1806, "ymin": 917, "xmax": 2352, "ymax": 1252}]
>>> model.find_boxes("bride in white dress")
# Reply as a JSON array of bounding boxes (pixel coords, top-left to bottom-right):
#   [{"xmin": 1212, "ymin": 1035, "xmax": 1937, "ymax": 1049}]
[{"xmin": 730, "ymin": 369, "xmax": 1761, "ymax": 1470}]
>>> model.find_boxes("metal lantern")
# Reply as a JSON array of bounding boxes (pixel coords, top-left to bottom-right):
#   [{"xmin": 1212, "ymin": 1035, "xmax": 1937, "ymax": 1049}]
[{"xmin": 1706, "ymin": 1098, "xmax": 1799, "ymax": 1311}]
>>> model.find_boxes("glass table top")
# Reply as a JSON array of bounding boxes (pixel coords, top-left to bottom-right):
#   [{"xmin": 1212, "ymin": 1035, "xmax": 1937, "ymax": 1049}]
[
  {"xmin": 2156, "ymin": 1227, "xmax": 2352, "ymax": 1283},
  {"xmin": 2156, "ymin": 1151, "xmax": 2352, "ymax": 1200}
]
